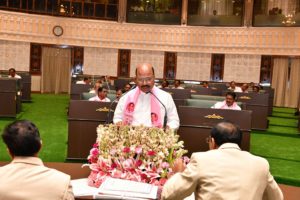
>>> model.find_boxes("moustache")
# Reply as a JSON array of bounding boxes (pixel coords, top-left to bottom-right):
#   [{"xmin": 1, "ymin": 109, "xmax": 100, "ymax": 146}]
[{"xmin": 141, "ymin": 85, "xmax": 150, "ymax": 89}]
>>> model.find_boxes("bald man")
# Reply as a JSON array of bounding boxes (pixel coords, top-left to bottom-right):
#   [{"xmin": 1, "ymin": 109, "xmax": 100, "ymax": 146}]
[
  {"xmin": 113, "ymin": 63, "xmax": 179, "ymax": 129},
  {"xmin": 162, "ymin": 122, "xmax": 283, "ymax": 200}
]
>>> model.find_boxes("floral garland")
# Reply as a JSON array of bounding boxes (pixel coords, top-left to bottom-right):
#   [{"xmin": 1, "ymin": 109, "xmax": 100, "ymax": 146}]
[{"xmin": 87, "ymin": 124, "xmax": 188, "ymax": 187}]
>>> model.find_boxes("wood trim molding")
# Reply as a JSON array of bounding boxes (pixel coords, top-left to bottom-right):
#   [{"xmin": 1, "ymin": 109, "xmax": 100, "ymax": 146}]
[{"xmin": 0, "ymin": 10, "xmax": 299, "ymax": 55}]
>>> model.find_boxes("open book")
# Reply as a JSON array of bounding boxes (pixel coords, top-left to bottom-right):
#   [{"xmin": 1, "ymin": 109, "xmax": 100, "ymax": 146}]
[{"xmin": 95, "ymin": 177, "xmax": 158, "ymax": 200}]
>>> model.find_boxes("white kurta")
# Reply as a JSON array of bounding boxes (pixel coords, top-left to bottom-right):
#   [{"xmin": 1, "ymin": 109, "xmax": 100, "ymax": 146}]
[
  {"xmin": 113, "ymin": 86, "xmax": 179, "ymax": 129},
  {"xmin": 212, "ymin": 100, "xmax": 241, "ymax": 110},
  {"xmin": 88, "ymin": 96, "xmax": 111, "ymax": 102}
]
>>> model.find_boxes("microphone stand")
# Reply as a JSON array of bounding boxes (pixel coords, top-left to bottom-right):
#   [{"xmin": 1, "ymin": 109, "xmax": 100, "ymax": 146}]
[{"xmin": 147, "ymin": 91, "xmax": 167, "ymax": 130}]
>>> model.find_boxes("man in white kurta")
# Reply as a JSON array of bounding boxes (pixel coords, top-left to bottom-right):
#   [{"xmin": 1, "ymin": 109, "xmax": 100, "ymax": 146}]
[
  {"xmin": 212, "ymin": 91, "xmax": 241, "ymax": 110},
  {"xmin": 88, "ymin": 87, "xmax": 111, "ymax": 102},
  {"xmin": 113, "ymin": 63, "xmax": 179, "ymax": 129}
]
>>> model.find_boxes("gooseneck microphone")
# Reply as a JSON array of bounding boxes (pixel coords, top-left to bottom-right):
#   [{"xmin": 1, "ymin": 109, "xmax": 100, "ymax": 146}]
[
  {"xmin": 147, "ymin": 91, "xmax": 168, "ymax": 130},
  {"xmin": 105, "ymin": 84, "xmax": 136, "ymax": 124}
]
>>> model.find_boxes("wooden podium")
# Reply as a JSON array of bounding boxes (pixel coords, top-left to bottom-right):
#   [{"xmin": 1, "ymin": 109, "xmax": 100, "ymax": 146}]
[
  {"xmin": 236, "ymin": 93, "xmax": 269, "ymax": 130},
  {"xmin": 67, "ymin": 100, "xmax": 116, "ymax": 160},
  {"xmin": 177, "ymin": 106, "xmax": 252, "ymax": 157},
  {"xmin": 0, "ymin": 78, "xmax": 20, "ymax": 117},
  {"xmin": 20, "ymin": 73, "xmax": 32, "ymax": 102}
]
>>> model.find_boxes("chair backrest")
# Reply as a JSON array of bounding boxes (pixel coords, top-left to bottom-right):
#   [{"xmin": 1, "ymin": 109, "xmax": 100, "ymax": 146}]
[
  {"xmin": 107, "ymin": 93, "xmax": 116, "ymax": 101},
  {"xmin": 81, "ymin": 92, "xmax": 96, "ymax": 100}
]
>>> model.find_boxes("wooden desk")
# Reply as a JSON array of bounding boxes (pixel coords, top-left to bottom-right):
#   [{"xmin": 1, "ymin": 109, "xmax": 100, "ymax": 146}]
[
  {"xmin": 20, "ymin": 73, "xmax": 32, "ymax": 102},
  {"xmin": 177, "ymin": 106, "xmax": 252, "ymax": 157},
  {"xmin": 0, "ymin": 78, "xmax": 19, "ymax": 117},
  {"xmin": 162, "ymin": 88, "xmax": 191, "ymax": 99},
  {"xmin": 67, "ymin": 100, "xmax": 116, "ymax": 160},
  {"xmin": 236, "ymin": 93, "xmax": 269, "ymax": 130}
]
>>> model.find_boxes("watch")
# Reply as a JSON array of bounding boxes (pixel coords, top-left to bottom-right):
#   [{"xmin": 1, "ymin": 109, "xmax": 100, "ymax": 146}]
[{"xmin": 53, "ymin": 25, "xmax": 63, "ymax": 37}]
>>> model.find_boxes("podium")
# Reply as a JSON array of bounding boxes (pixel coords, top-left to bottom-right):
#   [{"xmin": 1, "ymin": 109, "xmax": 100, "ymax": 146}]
[
  {"xmin": 20, "ymin": 73, "xmax": 32, "ymax": 102},
  {"xmin": 67, "ymin": 100, "xmax": 116, "ymax": 160},
  {"xmin": 70, "ymin": 84, "xmax": 92, "ymax": 100},
  {"xmin": 0, "ymin": 78, "xmax": 20, "ymax": 117},
  {"xmin": 177, "ymin": 106, "xmax": 252, "ymax": 157},
  {"xmin": 236, "ymin": 93, "xmax": 269, "ymax": 130}
]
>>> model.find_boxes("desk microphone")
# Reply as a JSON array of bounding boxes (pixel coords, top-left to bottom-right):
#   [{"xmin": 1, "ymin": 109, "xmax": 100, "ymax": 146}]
[
  {"xmin": 105, "ymin": 85, "xmax": 136, "ymax": 124},
  {"xmin": 147, "ymin": 91, "xmax": 167, "ymax": 130}
]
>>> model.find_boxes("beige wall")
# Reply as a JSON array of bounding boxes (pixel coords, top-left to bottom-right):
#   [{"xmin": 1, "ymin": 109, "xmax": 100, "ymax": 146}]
[
  {"xmin": 84, "ymin": 47, "xmax": 118, "ymax": 76},
  {"xmin": 130, "ymin": 50, "xmax": 165, "ymax": 78},
  {"xmin": 177, "ymin": 53, "xmax": 211, "ymax": 81},
  {"xmin": 0, "ymin": 40, "xmax": 30, "ymax": 71},
  {"xmin": 224, "ymin": 54, "xmax": 261, "ymax": 83}
]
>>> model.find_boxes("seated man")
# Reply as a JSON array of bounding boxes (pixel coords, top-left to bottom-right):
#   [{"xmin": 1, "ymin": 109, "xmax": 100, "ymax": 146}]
[
  {"xmin": 241, "ymin": 83, "xmax": 249, "ymax": 93},
  {"xmin": 228, "ymin": 81, "xmax": 242, "ymax": 92},
  {"xmin": 162, "ymin": 122, "xmax": 283, "ymax": 200},
  {"xmin": 0, "ymin": 120, "xmax": 74, "ymax": 200},
  {"xmin": 89, "ymin": 87, "xmax": 111, "ymax": 102},
  {"xmin": 115, "ymin": 89, "xmax": 123, "ymax": 102},
  {"xmin": 76, "ymin": 77, "xmax": 90, "ymax": 84},
  {"xmin": 173, "ymin": 80, "xmax": 184, "ymax": 89},
  {"xmin": 113, "ymin": 63, "xmax": 179, "ymax": 129},
  {"xmin": 89, "ymin": 82, "xmax": 101, "ymax": 94},
  {"xmin": 202, "ymin": 81, "xmax": 209, "ymax": 88},
  {"xmin": 158, "ymin": 80, "xmax": 169, "ymax": 89},
  {"xmin": 8, "ymin": 68, "xmax": 21, "ymax": 79},
  {"xmin": 211, "ymin": 91, "xmax": 241, "ymax": 110}
]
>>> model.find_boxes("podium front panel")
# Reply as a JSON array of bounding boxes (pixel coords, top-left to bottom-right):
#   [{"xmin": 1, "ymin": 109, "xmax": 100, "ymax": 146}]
[
  {"xmin": 177, "ymin": 106, "xmax": 251, "ymax": 157},
  {"xmin": 0, "ymin": 78, "xmax": 17, "ymax": 117}
]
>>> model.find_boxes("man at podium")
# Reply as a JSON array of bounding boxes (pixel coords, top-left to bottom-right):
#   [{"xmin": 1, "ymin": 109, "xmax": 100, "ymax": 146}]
[{"xmin": 113, "ymin": 63, "xmax": 179, "ymax": 129}]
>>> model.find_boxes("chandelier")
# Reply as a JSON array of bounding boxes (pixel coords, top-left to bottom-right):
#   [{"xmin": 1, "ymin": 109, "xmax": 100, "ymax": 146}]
[{"xmin": 282, "ymin": 13, "xmax": 296, "ymax": 26}]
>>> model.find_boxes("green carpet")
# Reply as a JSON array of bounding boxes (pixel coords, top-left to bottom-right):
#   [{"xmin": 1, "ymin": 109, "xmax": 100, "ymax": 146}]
[
  {"xmin": 0, "ymin": 94, "xmax": 69, "ymax": 162},
  {"xmin": 1, "ymin": 95, "xmax": 300, "ymax": 187},
  {"xmin": 250, "ymin": 107, "xmax": 300, "ymax": 186}
]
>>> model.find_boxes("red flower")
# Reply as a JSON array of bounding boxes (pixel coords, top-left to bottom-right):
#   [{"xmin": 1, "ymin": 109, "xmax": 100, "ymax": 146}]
[
  {"xmin": 147, "ymin": 150, "xmax": 156, "ymax": 156},
  {"xmin": 135, "ymin": 160, "xmax": 143, "ymax": 167},
  {"xmin": 123, "ymin": 147, "xmax": 131, "ymax": 153}
]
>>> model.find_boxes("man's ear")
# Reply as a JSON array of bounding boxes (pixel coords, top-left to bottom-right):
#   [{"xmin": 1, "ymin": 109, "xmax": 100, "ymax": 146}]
[{"xmin": 210, "ymin": 138, "xmax": 218, "ymax": 150}]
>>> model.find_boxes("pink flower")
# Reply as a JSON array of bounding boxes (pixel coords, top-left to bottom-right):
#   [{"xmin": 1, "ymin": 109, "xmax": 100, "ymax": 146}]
[
  {"xmin": 90, "ymin": 148, "xmax": 99, "ymax": 157},
  {"xmin": 123, "ymin": 158, "xmax": 134, "ymax": 169},
  {"xmin": 110, "ymin": 149, "xmax": 117, "ymax": 155},
  {"xmin": 93, "ymin": 143, "xmax": 99, "ymax": 148},
  {"xmin": 123, "ymin": 147, "xmax": 131, "ymax": 153},
  {"xmin": 161, "ymin": 162, "xmax": 170, "ymax": 169},
  {"xmin": 135, "ymin": 146, "xmax": 142, "ymax": 154},
  {"xmin": 147, "ymin": 150, "xmax": 156, "ymax": 156}
]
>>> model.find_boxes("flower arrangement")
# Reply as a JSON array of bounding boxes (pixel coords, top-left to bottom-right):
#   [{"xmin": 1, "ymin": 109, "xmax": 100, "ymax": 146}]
[{"xmin": 87, "ymin": 124, "xmax": 188, "ymax": 187}]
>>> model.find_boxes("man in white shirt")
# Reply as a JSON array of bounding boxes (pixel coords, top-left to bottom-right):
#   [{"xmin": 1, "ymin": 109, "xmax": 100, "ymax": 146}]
[
  {"xmin": 228, "ymin": 81, "xmax": 242, "ymax": 92},
  {"xmin": 0, "ymin": 120, "xmax": 74, "ymax": 200},
  {"xmin": 8, "ymin": 68, "xmax": 21, "ymax": 79},
  {"xmin": 113, "ymin": 63, "xmax": 179, "ymax": 129},
  {"xmin": 173, "ymin": 80, "xmax": 184, "ymax": 89},
  {"xmin": 89, "ymin": 87, "xmax": 111, "ymax": 102},
  {"xmin": 212, "ymin": 91, "xmax": 241, "ymax": 110}
]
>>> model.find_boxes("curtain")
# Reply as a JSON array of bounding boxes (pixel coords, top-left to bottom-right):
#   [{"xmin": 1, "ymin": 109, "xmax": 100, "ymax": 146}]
[
  {"xmin": 197, "ymin": 0, "xmax": 233, "ymax": 16},
  {"xmin": 41, "ymin": 47, "xmax": 71, "ymax": 94},
  {"xmin": 271, "ymin": 58, "xmax": 289, "ymax": 107},
  {"xmin": 285, "ymin": 58, "xmax": 300, "ymax": 107}
]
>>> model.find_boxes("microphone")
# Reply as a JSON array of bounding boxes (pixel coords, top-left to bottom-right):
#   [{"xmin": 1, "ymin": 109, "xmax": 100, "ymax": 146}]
[
  {"xmin": 105, "ymin": 84, "xmax": 137, "ymax": 124},
  {"xmin": 147, "ymin": 91, "xmax": 167, "ymax": 130}
]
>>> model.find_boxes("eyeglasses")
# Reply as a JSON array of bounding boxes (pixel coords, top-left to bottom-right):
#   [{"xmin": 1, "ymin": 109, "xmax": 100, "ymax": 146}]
[
  {"xmin": 136, "ymin": 77, "xmax": 153, "ymax": 83},
  {"xmin": 206, "ymin": 136, "xmax": 212, "ymax": 144}
]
